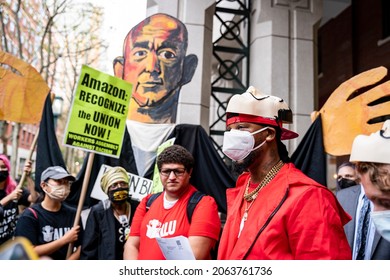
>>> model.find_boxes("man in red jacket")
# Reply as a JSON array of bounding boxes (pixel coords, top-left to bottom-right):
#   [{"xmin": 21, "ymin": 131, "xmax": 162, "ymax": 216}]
[{"xmin": 218, "ymin": 86, "xmax": 351, "ymax": 260}]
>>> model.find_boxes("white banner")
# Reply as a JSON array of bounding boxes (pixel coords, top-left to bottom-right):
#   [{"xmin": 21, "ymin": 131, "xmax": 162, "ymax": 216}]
[{"xmin": 91, "ymin": 164, "xmax": 153, "ymax": 202}]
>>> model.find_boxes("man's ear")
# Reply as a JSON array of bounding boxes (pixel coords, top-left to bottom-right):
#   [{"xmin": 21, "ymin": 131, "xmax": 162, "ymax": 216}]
[
  {"xmin": 266, "ymin": 127, "xmax": 277, "ymax": 141},
  {"xmin": 180, "ymin": 54, "xmax": 198, "ymax": 85},
  {"xmin": 113, "ymin": 56, "xmax": 124, "ymax": 78}
]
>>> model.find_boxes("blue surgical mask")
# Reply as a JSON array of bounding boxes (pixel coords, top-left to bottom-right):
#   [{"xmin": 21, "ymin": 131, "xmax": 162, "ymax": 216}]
[
  {"xmin": 222, "ymin": 127, "xmax": 269, "ymax": 161},
  {"xmin": 370, "ymin": 210, "xmax": 390, "ymax": 242}
]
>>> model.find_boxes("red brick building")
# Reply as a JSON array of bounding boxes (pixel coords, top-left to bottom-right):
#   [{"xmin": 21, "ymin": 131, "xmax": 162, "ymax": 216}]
[
  {"xmin": 317, "ymin": 0, "xmax": 390, "ymax": 170},
  {"xmin": 318, "ymin": 0, "xmax": 390, "ymax": 108}
]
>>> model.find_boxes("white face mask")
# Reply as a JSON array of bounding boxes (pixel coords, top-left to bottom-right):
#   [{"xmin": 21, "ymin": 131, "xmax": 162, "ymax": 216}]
[
  {"xmin": 370, "ymin": 210, "xmax": 390, "ymax": 242},
  {"xmin": 222, "ymin": 127, "xmax": 269, "ymax": 162}
]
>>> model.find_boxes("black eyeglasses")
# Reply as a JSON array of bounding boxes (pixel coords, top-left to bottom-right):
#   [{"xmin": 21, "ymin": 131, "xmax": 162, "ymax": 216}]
[{"xmin": 160, "ymin": 168, "xmax": 186, "ymax": 177}]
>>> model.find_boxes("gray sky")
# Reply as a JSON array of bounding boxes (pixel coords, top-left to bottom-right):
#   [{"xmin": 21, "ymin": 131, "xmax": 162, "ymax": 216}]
[{"xmin": 78, "ymin": 0, "xmax": 147, "ymax": 72}]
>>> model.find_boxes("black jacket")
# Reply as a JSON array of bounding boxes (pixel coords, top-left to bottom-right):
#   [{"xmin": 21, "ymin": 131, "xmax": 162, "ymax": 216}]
[{"xmin": 80, "ymin": 199, "xmax": 137, "ymax": 260}]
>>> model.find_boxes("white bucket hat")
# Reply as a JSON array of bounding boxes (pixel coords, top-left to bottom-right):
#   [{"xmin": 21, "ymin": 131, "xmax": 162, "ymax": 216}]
[
  {"xmin": 350, "ymin": 120, "xmax": 390, "ymax": 164},
  {"xmin": 226, "ymin": 86, "xmax": 298, "ymax": 140}
]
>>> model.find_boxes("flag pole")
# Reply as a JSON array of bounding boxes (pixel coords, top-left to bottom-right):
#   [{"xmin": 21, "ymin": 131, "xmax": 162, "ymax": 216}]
[
  {"xmin": 66, "ymin": 152, "xmax": 95, "ymax": 259},
  {"xmin": 16, "ymin": 91, "xmax": 55, "ymax": 190},
  {"xmin": 16, "ymin": 127, "xmax": 40, "ymax": 190}
]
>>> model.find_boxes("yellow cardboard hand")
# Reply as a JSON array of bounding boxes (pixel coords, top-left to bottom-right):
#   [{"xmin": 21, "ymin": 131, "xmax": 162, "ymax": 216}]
[
  {"xmin": 0, "ymin": 51, "xmax": 49, "ymax": 124},
  {"xmin": 313, "ymin": 66, "xmax": 390, "ymax": 156}
]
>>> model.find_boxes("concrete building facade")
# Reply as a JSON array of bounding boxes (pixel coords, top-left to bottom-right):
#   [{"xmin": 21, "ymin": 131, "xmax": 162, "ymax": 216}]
[
  {"xmin": 145, "ymin": 0, "xmax": 322, "ymax": 154},
  {"xmin": 144, "ymin": 0, "xmax": 390, "ymax": 189}
]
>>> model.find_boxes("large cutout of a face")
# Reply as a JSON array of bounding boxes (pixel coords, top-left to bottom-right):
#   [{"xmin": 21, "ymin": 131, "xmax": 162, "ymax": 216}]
[{"xmin": 114, "ymin": 13, "xmax": 198, "ymax": 124}]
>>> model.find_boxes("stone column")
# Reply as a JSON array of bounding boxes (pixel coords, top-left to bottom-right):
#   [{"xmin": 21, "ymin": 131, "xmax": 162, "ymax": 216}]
[
  {"xmin": 146, "ymin": 0, "xmax": 215, "ymax": 130},
  {"xmin": 250, "ymin": 0, "xmax": 322, "ymax": 152}
]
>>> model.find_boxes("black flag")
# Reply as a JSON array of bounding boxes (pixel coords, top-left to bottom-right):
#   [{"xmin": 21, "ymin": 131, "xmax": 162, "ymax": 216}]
[
  {"xmin": 67, "ymin": 124, "xmax": 235, "ymax": 213},
  {"xmin": 291, "ymin": 115, "xmax": 327, "ymax": 186},
  {"xmin": 35, "ymin": 94, "xmax": 67, "ymax": 192},
  {"xmin": 171, "ymin": 124, "xmax": 235, "ymax": 213}
]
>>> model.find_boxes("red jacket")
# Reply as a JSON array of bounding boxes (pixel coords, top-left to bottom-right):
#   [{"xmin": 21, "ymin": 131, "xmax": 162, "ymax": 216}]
[{"xmin": 218, "ymin": 163, "xmax": 351, "ymax": 260}]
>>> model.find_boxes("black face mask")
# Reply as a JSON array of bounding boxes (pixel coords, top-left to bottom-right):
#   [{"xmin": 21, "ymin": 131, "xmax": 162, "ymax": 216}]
[
  {"xmin": 108, "ymin": 187, "xmax": 129, "ymax": 204},
  {"xmin": 337, "ymin": 178, "xmax": 358, "ymax": 189},
  {"xmin": 0, "ymin": 170, "xmax": 9, "ymax": 182}
]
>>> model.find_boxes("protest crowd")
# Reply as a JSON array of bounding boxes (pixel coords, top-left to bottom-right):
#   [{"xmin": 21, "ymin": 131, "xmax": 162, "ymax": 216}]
[{"xmin": 1, "ymin": 87, "xmax": 390, "ymax": 260}]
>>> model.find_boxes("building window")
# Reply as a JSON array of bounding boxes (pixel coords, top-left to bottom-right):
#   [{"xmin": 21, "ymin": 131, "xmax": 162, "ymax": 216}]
[{"xmin": 383, "ymin": 0, "xmax": 390, "ymax": 39}]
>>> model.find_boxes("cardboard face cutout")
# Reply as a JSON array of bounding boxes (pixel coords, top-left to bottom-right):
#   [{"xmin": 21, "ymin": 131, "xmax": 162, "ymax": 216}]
[{"xmin": 113, "ymin": 13, "xmax": 198, "ymax": 124}]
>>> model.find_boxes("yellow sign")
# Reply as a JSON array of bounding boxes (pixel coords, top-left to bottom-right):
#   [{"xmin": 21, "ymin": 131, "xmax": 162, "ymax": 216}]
[
  {"xmin": 151, "ymin": 138, "xmax": 176, "ymax": 193},
  {"xmin": 64, "ymin": 65, "xmax": 132, "ymax": 158}
]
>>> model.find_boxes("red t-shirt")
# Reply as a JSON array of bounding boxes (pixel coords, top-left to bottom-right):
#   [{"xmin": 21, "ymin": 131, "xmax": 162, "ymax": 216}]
[{"xmin": 130, "ymin": 185, "xmax": 221, "ymax": 259}]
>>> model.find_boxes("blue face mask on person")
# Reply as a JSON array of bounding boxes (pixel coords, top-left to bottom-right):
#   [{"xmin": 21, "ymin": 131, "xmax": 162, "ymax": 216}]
[{"xmin": 370, "ymin": 210, "xmax": 390, "ymax": 242}]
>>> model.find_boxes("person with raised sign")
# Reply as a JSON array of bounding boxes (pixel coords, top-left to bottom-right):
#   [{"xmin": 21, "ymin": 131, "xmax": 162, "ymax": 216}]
[
  {"xmin": 123, "ymin": 145, "xmax": 220, "ymax": 260},
  {"xmin": 0, "ymin": 155, "xmax": 37, "ymax": 246},
  {"xmin": 15, "ymin": 166, "xmax": 81, "ymax": 260},
  {"xmin": 80, "ymin": 166, "xmax": 137, "ymax": 259}
]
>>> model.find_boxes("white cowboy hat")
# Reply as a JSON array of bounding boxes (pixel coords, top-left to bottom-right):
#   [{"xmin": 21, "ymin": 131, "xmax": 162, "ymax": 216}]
[
  {"xmin": 350, "ymin": 120, "xmax": 390, "ymax": 164},
  {"xmin": 226, "ymin": 86, "xmax": 298, "ymax": 140}
]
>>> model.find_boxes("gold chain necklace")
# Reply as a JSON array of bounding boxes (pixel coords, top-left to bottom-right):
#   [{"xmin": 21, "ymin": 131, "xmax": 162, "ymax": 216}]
[
  {"xmin": 243, "ymin": 160, "xmax": 284, "ymax": 202},
  {"xmin": 238, "ymin": 160, "xmax": 284, "ymax": 238}
]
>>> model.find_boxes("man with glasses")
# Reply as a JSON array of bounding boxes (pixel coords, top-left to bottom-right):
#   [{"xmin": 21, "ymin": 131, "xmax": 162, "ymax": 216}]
[
  {"xmin": 15, "ymin": 166, "xmax": 82, "ymax": 260},
  {"xmin": 124, "ymin": 145, "xmax": 221, "ymax": 259}
]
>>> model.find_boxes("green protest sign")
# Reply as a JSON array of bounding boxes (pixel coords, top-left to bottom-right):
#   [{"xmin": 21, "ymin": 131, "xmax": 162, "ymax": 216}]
[
  {"xmin": 151, "ymin": 138, "xmax": 176, "ymax": 193},
  {"xmin": 64, "ymin": 65, "xmax": 132, "ymax": 158}
]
